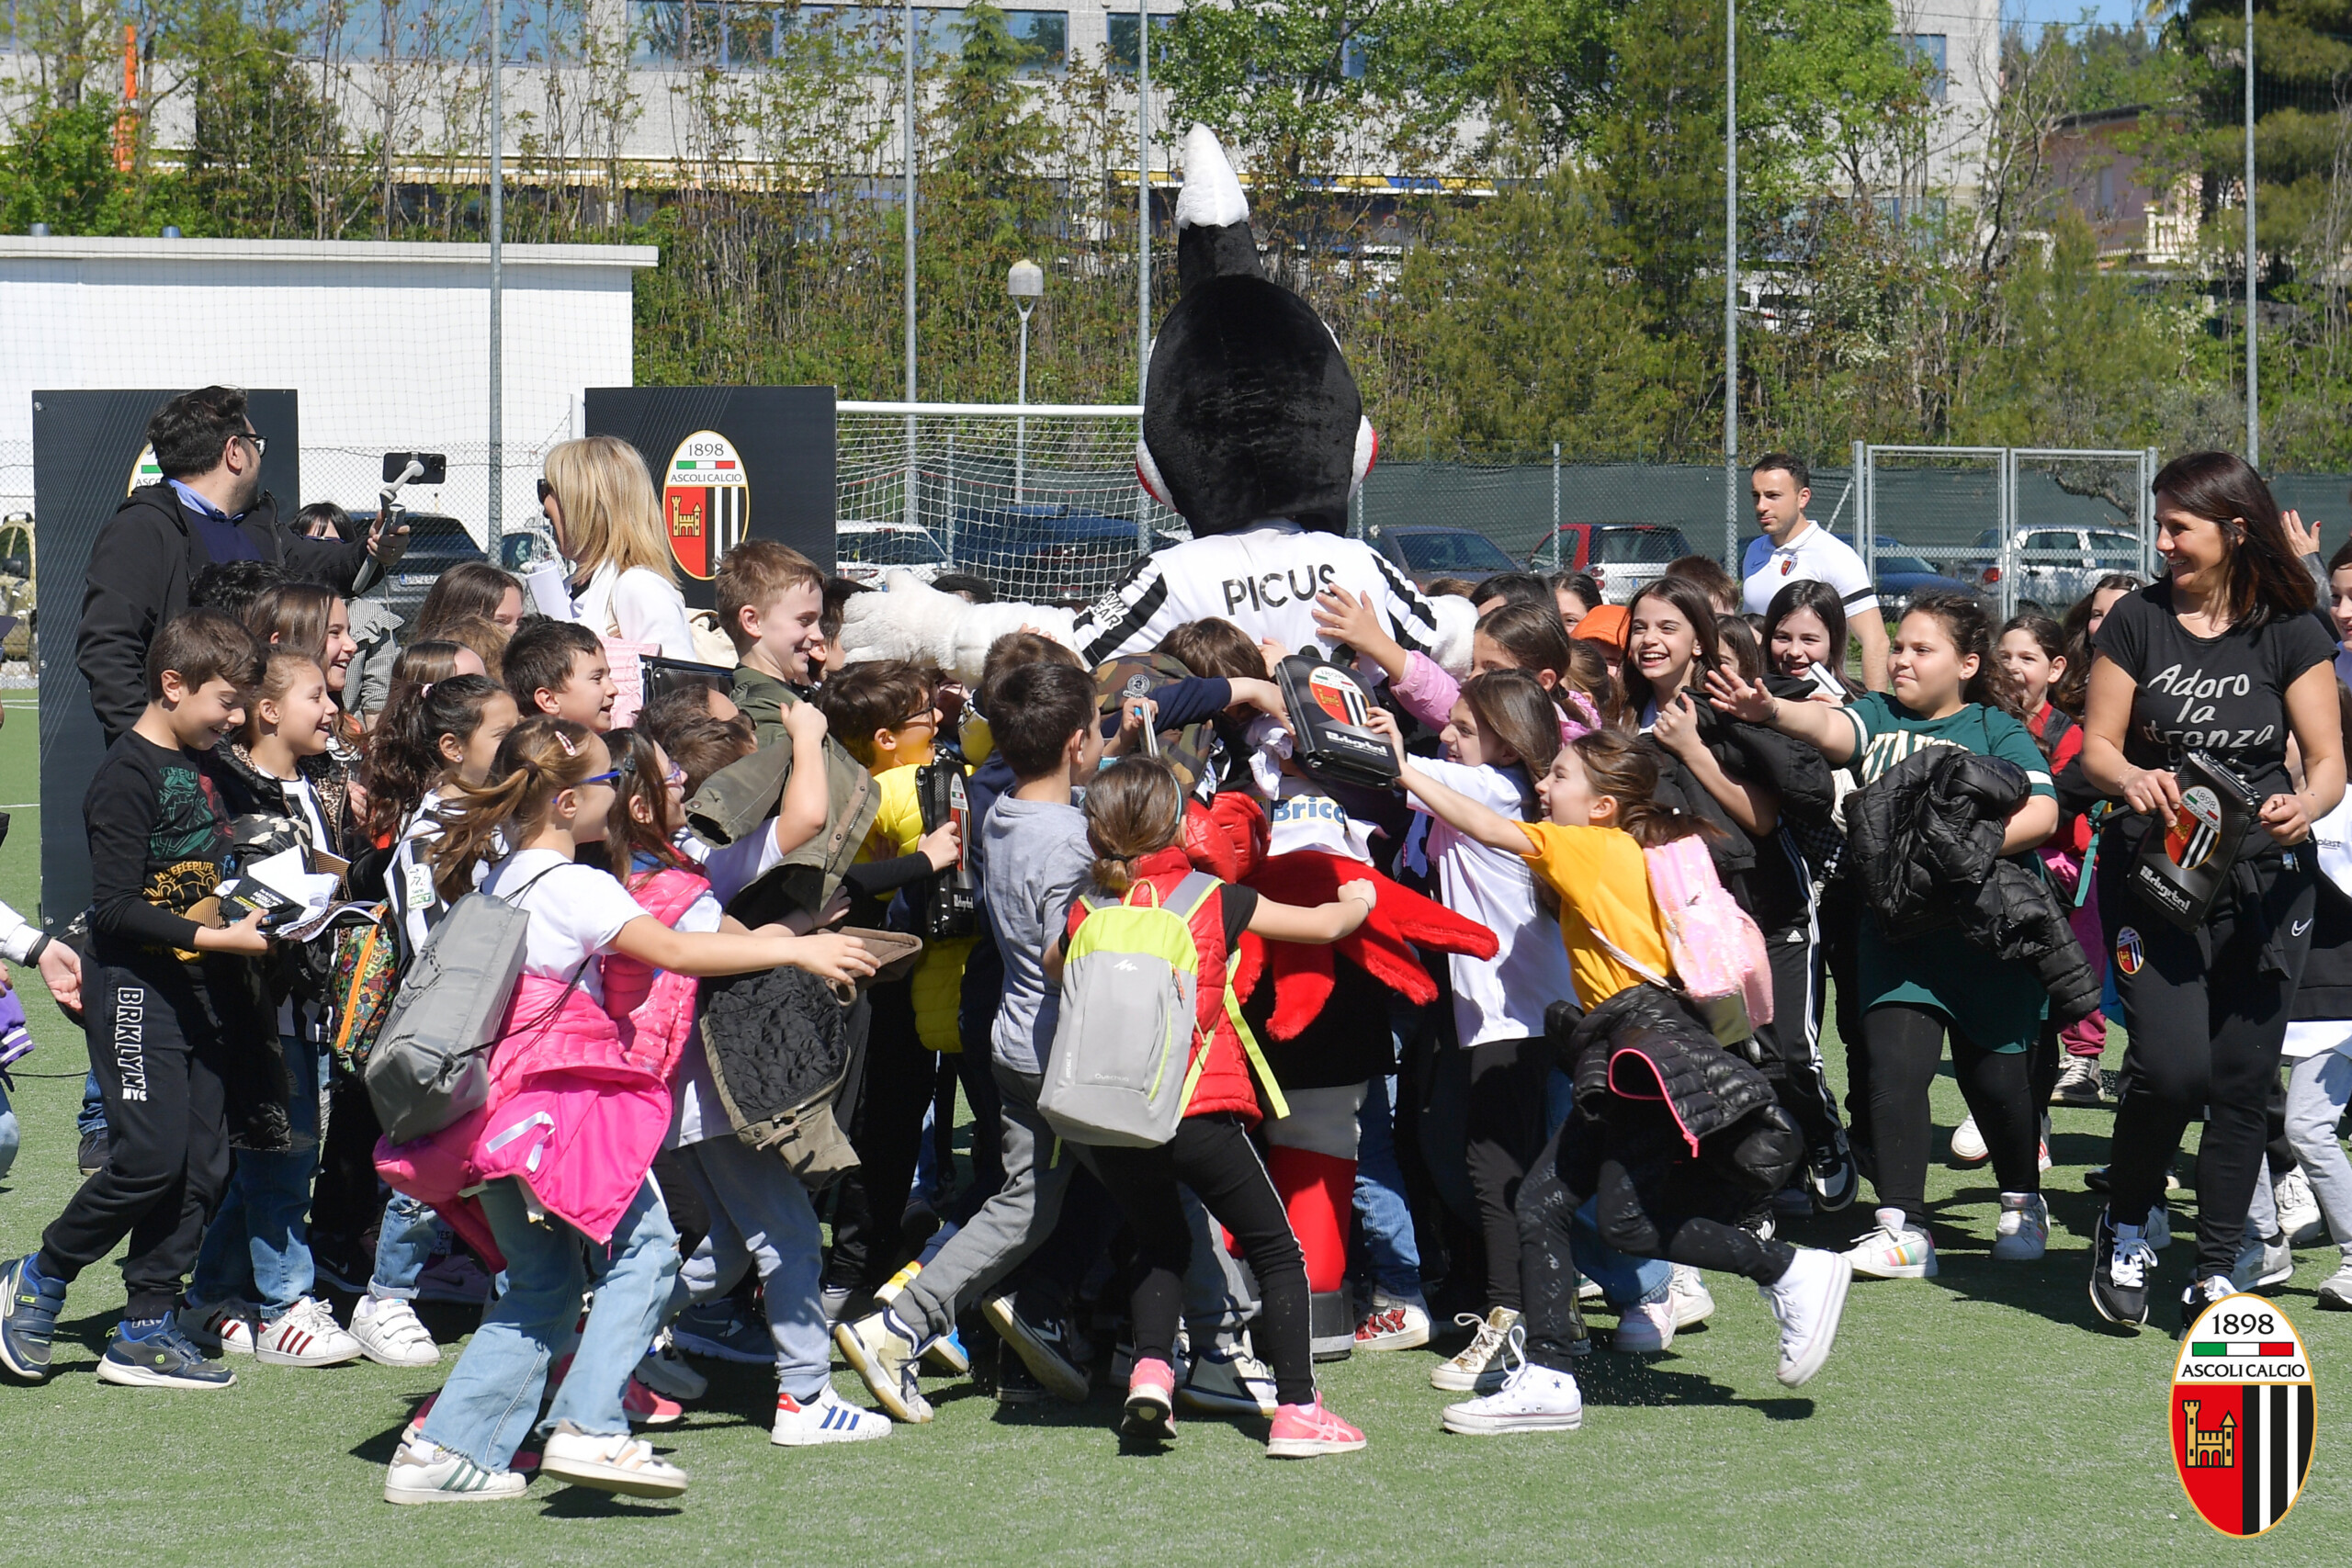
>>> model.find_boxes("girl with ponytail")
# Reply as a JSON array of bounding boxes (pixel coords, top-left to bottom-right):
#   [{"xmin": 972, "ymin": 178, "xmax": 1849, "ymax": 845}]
[
  {"xmin": 386, "ymin": 715, "xmax": 879, "ymax": 1504},
  {"xmin": 1372, "ymin": 713, "xmax": 1853, "ymax": 1436},
  {"xmin": 1055, "ymin": 756, "xmax": 1379, "ymax": 1458}
]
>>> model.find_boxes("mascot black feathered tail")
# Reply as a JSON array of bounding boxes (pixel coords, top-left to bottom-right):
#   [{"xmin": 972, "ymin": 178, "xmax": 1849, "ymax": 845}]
[
  {"xmin": 838, "ymin": 122, "xmax": 1476, "ymax": 679},
  {"xmin": 840, "ymin": 125, "xmax": 1492, "ymax": 1354}
]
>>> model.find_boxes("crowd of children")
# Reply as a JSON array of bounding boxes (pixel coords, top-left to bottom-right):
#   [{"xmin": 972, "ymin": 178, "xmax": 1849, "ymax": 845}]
[{"xmin": 4, "ymin": 436, "xmax": 2352, "ymax": 1505}]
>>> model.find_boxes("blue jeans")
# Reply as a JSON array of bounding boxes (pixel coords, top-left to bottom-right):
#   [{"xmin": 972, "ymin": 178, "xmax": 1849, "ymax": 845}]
[
  {"xmin": 422, "ymin": 1176, "xmax": 677, "ymax": 1470},
  {"xmin": 670, "ymin": 1135, "xmax": 830, "ymax": 1399},
  {"xmin": 78, "ymin": 1070, "xmax": 106, "ymax": 1137},
  {"xmin": 190, "ymin": 1035, "xmax": 322, "ymax": 1316},
  {"xmin": 1572, "ymin": 1197, "xmax": 1672, "ymax": 1310},
  {"xmin": 370, "ymin": 1192, "xmax": 443, "ymax": 1300},
  {"xmin": 0, "ymin": 1076, "xmax": 18, "ymax": 1179},
  {"xmin": 1352, "ymin": 1073, "xmax": 1424, "ymax": 1302}
]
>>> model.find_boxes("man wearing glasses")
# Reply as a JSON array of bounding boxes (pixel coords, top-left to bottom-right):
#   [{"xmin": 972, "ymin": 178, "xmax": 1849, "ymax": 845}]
[{"xmin": 77, "ymin": 385, "xmax": 409, "ymax": 745}]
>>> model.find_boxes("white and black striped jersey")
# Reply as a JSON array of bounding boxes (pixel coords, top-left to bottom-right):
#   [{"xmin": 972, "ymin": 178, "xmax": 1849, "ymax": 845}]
[{"xmin": 1069, "ymin": 521, "xmax": 1442, "ymax": 671}]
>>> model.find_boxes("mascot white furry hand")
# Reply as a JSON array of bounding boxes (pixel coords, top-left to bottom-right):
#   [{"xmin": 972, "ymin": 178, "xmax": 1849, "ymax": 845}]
[{"xmin": 839, "ymin": 124, "xmax": 1475, "ymax": 685}]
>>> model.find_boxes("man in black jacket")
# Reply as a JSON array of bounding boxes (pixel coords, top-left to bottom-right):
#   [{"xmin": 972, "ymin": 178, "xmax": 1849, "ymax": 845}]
[{"xmin": 76, "ymin": 386, "xmax": 404, "ymax": 744}]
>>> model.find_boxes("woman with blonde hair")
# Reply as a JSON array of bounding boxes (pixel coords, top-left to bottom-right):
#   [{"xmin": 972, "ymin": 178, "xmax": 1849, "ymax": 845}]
[{"xmin": 541, "ymin": 435, "xmax": 698, "ymax": 661}]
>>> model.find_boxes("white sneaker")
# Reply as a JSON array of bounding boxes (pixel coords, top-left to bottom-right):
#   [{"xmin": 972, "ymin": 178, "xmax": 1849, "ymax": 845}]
[
  {"xmin": 175, "ymin": 1298, "xmax": 258, "ymax": 1357},
  {"xmin": 1441, "ymin": 1330, "xmax": 1583, "ymax": 1434},
  {"xmin": 1430, "ymin": 1307, "xmax": 1520, "ymax": 1393},
  {"xmin": 2147, "ymin": 1202, "xmax": 2174, "ymax": 1250},
  {"xmin": 1845, "ymin": 1207, "xmax": 1939, "ymax": 1279},
  {"xmin": 539, "ymin": 1425, "xmax": 688, "ymax": 1497},
  {"xmin": 1668, "ymin": 1264, "xmax": 1715, "ymax": 1328},
  {"xmin": 254, "ymin": 1296, "xmax": 365, "ymax": 1367},
  {"xmin": 1610, "ymin": 1300, "xmax": 1675, "ymax": 1354},
  {"xmin": 1352, "ymin": 1295, "xmax": 1431, "ymax": 1351},
  {"xmin": 382, "ymin": 1437, "xmax": 528, "ymax": 1505},
  {"xmin": 1179, "ymin": 1339, "xmax": 1277, "ymax": 1417},
  {"xmin": 1760, "ymin": 1247, "xmax": 1852, "ymax": 1388},
  {"xmin": 635, "ymin": 1330, "xmax": 707, "ymax": 1402},
  {"xmin": 2276, "ymin": 1167, "xmax": 2326, "ymax": 1247},
  {"xmin": 1991, "ymin": 1192, "xmax": 2050, "ymax": 1262},
  {"xmin": 2317, "ymin": 1251, "xmax": 2352, "ymax": 1309},
  {"xmin": 771, "ymin": 1382, "xmax": 893, "ymax": 1446},
  {"xmin": 2234, "ymin": 1232, "xmax": 2294, "ymax": 1291},
  {"xmin": 350, "ymin": 1295, "xmax": 439, "ymax": 1369},
  {"xmin": 1950, "ymin": 1114, "xmax": 1987, "ymax": 1164}
]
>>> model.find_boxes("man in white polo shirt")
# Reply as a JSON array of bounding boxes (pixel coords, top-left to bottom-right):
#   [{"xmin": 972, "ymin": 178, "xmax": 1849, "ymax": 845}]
[{"xmin": 1740, "ymin": 452, "xmax": 1890, "ymax": 692}]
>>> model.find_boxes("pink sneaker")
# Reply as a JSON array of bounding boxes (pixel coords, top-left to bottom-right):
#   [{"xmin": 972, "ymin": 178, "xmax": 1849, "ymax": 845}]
[
  {"xmin": 1123, "ymin": 1356, "xmax": 1177, "ymax": 1440},
  {"xmin": 622, "ymin": 1375, "xmax": 684, "ymax": 1427},
  {"xmin": 1265, "ymin": 1394, "xmax": 1366, "ymax": 1458}
]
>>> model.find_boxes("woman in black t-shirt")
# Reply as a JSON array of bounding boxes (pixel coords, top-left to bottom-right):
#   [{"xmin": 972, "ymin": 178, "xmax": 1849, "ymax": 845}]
[{"xmin": 2082, "ymin": 451, "xmax": 2345, "ymax": 1332}]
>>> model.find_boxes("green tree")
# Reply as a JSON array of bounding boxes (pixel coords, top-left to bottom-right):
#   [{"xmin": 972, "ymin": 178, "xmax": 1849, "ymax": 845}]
[{"xmin": 0, "ymin": 93, "xmax": 185, "ymax": 235}]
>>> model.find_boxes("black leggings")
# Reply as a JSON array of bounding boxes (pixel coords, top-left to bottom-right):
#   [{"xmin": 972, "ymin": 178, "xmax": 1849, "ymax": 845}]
[
  {"xmin": 1818, "ymin": 890, "xmax": 1868, "ymax": 1148},
  {"xmin": 2100, "ymin": 840, "xmax": 2314, "ymax": 1279},
  {"xmin": 1755, "ymin": 919, "xmax": 1841, "ymax": 1150},
  {"xmin": 825, "ymin": 985, "xmax": 937, "ymax": 1292},
  {"xmin": 1516, "ymin": 1106, "xmax": 1795, "ymax": 1374},
  {"xmin": 1463, "ymin": 1037, "xmax": 1552, "ymax": 1311},
  {"xmin": 1863, "ymin": 1004, "xmax": 2039, "ymax": 1229},
  {"xmin": 1090, "ymin": 1113, "xmax": 1313, "ymax": 1407}
]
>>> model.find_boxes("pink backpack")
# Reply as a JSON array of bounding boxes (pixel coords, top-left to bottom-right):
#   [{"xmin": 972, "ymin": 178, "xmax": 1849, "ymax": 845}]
[{"xmin": 1592, "ymin": 835, "xmax": 1773, "ymax": 1034}]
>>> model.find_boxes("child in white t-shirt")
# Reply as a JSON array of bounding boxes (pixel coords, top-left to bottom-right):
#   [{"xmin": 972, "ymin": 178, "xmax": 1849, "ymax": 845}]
[
  {"xmin": 386, "ymin": 715, "xmax": 877, "ymax": 1506},
  {"xmin": 1371, "ymin": 672, "xmax": 1581, "ymax": 1359}
]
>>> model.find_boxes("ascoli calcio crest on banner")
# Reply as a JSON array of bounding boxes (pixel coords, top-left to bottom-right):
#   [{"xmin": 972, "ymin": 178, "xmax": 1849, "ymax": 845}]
[
  {"xmin": 2171, "ymin": 1292, "xmax": 2315, "ymax": 1536},
  {"xmin": 662, "ymin": 430, "xmax": 748, "ymax": 581},
  {"xmin": 128, "ymin": 443, "xmax": 164, "ymax": 495}
]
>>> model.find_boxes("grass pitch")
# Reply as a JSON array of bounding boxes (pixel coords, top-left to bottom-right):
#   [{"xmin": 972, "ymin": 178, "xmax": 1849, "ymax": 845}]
[{"xmin": 0, "ymin": 694, "xmax": 2344, "ymax": 1565}]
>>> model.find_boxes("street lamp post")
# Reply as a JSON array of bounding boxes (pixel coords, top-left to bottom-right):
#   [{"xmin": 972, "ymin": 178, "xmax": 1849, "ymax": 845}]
[{"xmin": 1009, "ymin": 258, "xmax": 1044, "ymax": 504}]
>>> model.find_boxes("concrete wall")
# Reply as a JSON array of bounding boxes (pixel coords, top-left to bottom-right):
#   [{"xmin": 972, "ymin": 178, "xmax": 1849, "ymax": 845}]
[{"xmin": 0, "ymin": 235, "xmax": 655, "ymax": 534}]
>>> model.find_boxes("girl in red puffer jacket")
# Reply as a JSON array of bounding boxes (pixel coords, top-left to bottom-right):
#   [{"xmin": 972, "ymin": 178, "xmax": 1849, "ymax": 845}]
[{"xmin": 1049, "ymin": 757, "xmax": 1377, "ymax": 1457}]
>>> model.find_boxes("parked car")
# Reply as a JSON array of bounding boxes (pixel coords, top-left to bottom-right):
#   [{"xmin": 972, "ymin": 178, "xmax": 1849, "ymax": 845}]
[
  {"xmin": 1962, "ymin": 525, "xmax": 2143, "ymax": 613},
  {"xmin": 1368, "ymin": 525, "xmax": 1520, "ymax": 591},
  {"xmin": 1831, "ymin": 533, "xmax": 1983, "ymax": 619},
  {"xmin": 353, "ymin": 512, "xmax": 555, "ymax": 631},
  {"xmin": 952, "ymin": 503, "xmax": 1178, "ymax": 604},
  {"xmin": 1522, "ymin": 523, "xmax": 1694, "ymax": 602},
  {"xmin": 834, "ymin": 520, "xmax": 950, "ymax": 586}
]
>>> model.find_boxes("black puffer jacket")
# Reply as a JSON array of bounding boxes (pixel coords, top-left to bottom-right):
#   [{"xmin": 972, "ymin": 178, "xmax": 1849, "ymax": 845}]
[
  {"xmin": 1845, "ymin": 746, "xmax": 2101, "ymax": 1026},
  {"xmin": 1549, "ymin": 987, "xmax": 1785, "ymax": 1137}
]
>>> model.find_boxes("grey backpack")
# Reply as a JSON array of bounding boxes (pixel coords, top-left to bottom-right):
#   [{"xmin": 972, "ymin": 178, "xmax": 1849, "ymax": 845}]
[
  {"xmin": 1038, "ymin": 872, "xmax": 1285, "ymax": 1148},
  {"xmin": 364, "ymin": 864, "xmax": 564, "ymax": 1145}
]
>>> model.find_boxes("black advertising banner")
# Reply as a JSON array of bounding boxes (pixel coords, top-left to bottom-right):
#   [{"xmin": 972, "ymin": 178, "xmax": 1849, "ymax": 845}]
[
  {"xmin": 582, "ymin": 387, "xmax": 838, "ymax": 609},
  {"xmin": 33, "ymin": 389, "xmax": 300, "ymax": 920}
]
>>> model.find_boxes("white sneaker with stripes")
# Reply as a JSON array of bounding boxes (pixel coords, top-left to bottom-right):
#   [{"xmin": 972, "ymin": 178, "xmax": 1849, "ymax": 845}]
[
  {"xmin": 771, "ymin": 1382, "xmax": 893, "ymax": 1447},
  {"xmin": 254, "ymin": 1296, "xmax": 365, "ymax": 1367},
  {"xmin": 383, "ymin": 1438, "xmax": 528, "ymax": 1505}
]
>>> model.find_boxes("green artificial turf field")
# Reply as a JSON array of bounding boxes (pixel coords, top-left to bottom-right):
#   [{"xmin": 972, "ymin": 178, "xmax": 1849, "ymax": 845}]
[{"xmin": 0, "ymin": 692, "xmax": 2344, "ymax": 1565}]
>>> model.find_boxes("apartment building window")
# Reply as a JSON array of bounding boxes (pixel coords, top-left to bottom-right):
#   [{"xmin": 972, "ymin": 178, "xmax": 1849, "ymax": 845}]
[
  {"xmin": 1000, "ymin": 8, "xmax": 1066, "ymax": 71},
  {"xmin": 1105, "ymin": 9, "xmax": 1171, "ymax": 73},
  {"xmin": 316, "ymin": 0, "xmax": 573, "ymax": 62},
  {"xmin": 1902, "ymin": 32, "xmax": 1946, "ymax": 103}
]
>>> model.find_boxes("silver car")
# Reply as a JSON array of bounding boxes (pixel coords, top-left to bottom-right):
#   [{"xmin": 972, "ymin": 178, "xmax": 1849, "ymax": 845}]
[{"xmin": 1966, "ymin": 526, "xmax": 2144, "ymax": 614}]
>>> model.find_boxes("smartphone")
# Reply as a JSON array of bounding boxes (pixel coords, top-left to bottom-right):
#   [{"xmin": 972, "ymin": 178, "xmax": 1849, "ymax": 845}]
[
  {"xmin": 381, "ymin": 451, "xmax": 448, "ymax": 485},
  {"xmin": 1804, "ymin": 661, "xmax": 1846, "ymax": 701}
]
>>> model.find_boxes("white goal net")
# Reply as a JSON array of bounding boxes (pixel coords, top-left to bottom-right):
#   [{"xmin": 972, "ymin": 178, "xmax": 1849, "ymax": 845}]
[{"xmin": 835, "ymin": 403, "xmax": 1186, "ymax": 606}]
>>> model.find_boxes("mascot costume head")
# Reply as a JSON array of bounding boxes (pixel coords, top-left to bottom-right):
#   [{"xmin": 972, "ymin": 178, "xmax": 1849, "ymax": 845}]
[{"xmin": 1133, "ymin": 125, "xmax": 1378, "ymax": 537}]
